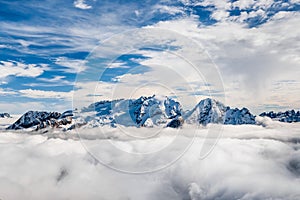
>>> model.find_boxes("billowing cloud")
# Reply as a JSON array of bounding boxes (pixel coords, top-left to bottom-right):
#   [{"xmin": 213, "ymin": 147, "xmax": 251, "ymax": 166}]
[
  {"xmin": 0, "ymin": 124, "xmax": 300, "ymax": 199},
  {"xmin": 148, "ymin": 13, "xmax": 300, "ymax": 113},
  {"xmin": 0, "ymin": 61, "xmax": 48, "ymax": 79}
]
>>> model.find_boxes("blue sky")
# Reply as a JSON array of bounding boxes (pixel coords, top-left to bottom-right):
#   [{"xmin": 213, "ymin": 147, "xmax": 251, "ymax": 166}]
[{"xmin": 0, "ymin": 0, "xmax": 300, "ymax": 114}]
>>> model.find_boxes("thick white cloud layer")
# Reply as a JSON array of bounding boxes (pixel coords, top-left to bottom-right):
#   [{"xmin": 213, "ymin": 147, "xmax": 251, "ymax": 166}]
[{"xmin": 0, "ymin": 123, "xmax": 300, "ymax": 199}]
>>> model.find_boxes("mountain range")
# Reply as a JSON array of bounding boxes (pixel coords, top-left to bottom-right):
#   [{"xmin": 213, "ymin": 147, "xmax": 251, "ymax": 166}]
[
  {"xmin": 260, "ymin": 110, "xmax": 300, "ymax": 123},
  {"xmin": 3, "ymin": 95, "xmax": 299, "ymax": 131}
]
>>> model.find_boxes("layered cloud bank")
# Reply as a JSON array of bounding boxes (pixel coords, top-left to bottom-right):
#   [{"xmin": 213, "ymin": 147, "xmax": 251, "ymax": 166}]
[{"xmin": 0, "ymin": 124, "xmax": 300, "ymax": 199}]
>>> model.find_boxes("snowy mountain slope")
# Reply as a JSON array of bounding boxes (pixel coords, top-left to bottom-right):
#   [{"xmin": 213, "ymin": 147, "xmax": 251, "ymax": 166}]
[
  {"xmin": 260, "ymin": 110, "xmax": 300, "ymax": 123},
  {"xmin": 184, "ymin": 98, "xmax": 256, "ymax": 125}
]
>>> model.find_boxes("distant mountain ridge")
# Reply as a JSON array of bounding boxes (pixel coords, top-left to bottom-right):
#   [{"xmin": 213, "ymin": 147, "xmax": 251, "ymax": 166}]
[
  {"xmin": 6, "ymin": 95, "xmax": 262, "ymax": 131},
  {"xmin": 7, "ymin": 110, "xmax": 73, "ymax": 131},
  {"xmin": 260, "ymin": 110, "xmax": 300, "ymax": 123}
]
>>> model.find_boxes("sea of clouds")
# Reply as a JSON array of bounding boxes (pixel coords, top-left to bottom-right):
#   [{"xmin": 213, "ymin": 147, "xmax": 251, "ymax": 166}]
[{"xmin": 0, "ymin": 118, "xmax": 300, "ymax": 200}]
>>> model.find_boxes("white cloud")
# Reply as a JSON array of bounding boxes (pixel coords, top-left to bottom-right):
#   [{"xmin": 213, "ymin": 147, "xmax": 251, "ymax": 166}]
[
  {"xmin": 1, "ymin": 0, "xmax": 299, "ymax": 115},
  {"xmin": 0, "ymin": 125, "xmax": 300, "ymax": 199},
  {"xmin": 22, "ymin": 76, "xmax": 74, "ymax": 87},
  {"xmin": 290, "ymin": 0, "xmax": 300, "ymax": 4},
  {"xmin": 0, "ymin": 101, "xmax": 71, "ymax": 114},
  {"xmin": 73, "ymin": 0, "xmax": 92, "ymax": 9},
  {"xmin": 72, "ymin": 24, "xmax": 225, "ymax": 110},
  {"xmin": 0, "ymin": 44, "xmax": 11, "ymax": 49},
  {"xmin": 72, "ymin": 12, "xmax": 300, "ymax": 112},
  {"xmin": 193, "ymin": 0, "xmax": 298, "ymax": 23},
  {"xmin": 248, "ymin": 8, "xmax": 266, "ymax": 19},
  {"xmin": 73, "ymin": 81, "xmax": 115, "ymax": 109},
  {"xmin": 19, "ymin": 89, "xmax": 73, "ymax": 100},
  {"xmin": 0, "ymin": 88, "xmax": 17, "ymax": 95},
  {"xmin": 211, "ymin": 10, "xmax": 230, "ymax": 21},
  {"xmin": 153, "ymin": 5, "xmax": 185, "ymax": 15},
  {"xmin": 37, "ymin": 76, "xmax": 73, "ymax": 85},
  {"xmin": 107, "ymin": 62, "xmax": 131, "ymax": 69},
  {"xmin": 0, "ymin": 61, "xmax": 48, "ymax": 79},
  {"xmin": 0, "ymin": 102, "xmax": 48, "ymax": 114},
  {"xmin": 147, "ymin": 13, "xmax": 300, "ymax": 113},
  {"xmin": 232, "ymin": 0, "xmax": 256, "ymax": 9},
  {"xmin": 55, "ymin": 57, "xmax": 87, "ymax": 73}
]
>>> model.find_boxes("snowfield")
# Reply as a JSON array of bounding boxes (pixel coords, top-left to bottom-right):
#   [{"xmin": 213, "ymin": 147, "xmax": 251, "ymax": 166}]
[{"xmin": 0, "ymin": 121, "xmax": 300, "ymax": 200}]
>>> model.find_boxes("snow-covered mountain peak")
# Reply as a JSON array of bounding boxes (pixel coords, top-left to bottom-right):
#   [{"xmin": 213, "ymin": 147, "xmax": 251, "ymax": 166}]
[
  {"xmin": 185, "ymin": 98, "xmax": 255, "ymax": 125},
  {"xmin": 185, "ymin": 98, "xmax": 227, "ymax": 125}
]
